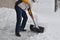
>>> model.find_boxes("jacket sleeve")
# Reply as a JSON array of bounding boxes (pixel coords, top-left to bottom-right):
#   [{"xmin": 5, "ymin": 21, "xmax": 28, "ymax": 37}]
[{"xmin": 28, "ymin": 4, "xmax": 34, "ymax": 20}]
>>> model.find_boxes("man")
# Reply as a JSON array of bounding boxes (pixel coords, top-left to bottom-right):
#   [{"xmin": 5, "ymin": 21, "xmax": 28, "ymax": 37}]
[{"xmin": 15, "ymin": 0, "xmax": 35, "ymax": 37}]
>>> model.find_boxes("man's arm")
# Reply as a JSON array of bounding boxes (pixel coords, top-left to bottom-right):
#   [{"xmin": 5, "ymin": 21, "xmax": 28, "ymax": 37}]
[{"xmin": 28, "ymin": 4, "xmax": 34, "ymax": 20}]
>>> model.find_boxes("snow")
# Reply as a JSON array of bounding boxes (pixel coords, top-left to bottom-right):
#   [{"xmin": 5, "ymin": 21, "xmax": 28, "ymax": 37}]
[
  {"xmin": 0, "ymin": 0, "xmax": 60, "ymax": 40},
  {"xmin": 0, "ymin": 7, "xmax": 37, "ymax": 40}
]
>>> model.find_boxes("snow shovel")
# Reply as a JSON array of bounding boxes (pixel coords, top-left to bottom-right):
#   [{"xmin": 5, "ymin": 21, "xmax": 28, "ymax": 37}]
[
  {"xmin": 30, "ymin": 18, "xmax": 44, "ymax": 33},
  {"xmin": 29, "ymin": 9, "xmax": 44, "ymax": 33}
]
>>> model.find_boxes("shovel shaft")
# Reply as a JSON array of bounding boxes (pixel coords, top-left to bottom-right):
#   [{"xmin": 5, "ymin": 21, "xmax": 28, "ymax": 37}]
[
  {"xmin": 33, "ymin": 19, "xmax": 36, "ymax": 27},
  {"xmin": 28, "ymin": 5, "xmax": 36, "ymax": 27}
]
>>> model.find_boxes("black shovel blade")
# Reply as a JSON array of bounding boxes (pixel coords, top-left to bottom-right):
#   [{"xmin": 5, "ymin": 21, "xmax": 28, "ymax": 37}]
[
  {"xmin": 30, "ymin": 24, "xmax": 44, "ymax": 33},
  {"xmin": 38, "ymin": 26, "xmax": 44, "ymax": 33}
]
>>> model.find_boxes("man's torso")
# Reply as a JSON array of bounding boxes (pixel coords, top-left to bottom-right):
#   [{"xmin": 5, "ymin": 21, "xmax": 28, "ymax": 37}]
[{"xmin": 18, "ymin": 0, "xmax": 33, "ymax": 10}]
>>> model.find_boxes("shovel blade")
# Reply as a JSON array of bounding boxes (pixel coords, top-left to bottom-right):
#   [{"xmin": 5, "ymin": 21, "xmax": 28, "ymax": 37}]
[{"xmin": 30, "ymin": 24, "xmax": 44, "ymax": 33}]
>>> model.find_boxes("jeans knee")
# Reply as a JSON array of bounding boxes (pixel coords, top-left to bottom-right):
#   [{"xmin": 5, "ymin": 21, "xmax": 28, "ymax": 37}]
[{"xmin": 24, "ymin": 16, "xmax": 28, "ymax": 21}]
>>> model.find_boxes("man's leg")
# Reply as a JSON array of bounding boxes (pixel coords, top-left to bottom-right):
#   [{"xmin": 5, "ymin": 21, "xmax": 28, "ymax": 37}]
[
  {"xmin": 20, "ymin": 10, "xmax": 28, "ymax": 31},
  {"xmin": 15, "ymin": 13, "xmax": 22, "ymax": 33},
  {"xmin": 15, "ymin": 7, "xmax": 22, "ymax": 37}
]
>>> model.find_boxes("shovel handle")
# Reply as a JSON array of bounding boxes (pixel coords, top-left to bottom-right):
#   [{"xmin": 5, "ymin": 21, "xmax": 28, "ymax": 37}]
[
  {"xmin": 33, "ymin": 18, "xmax": 36, "ymax": 27},
  {"xmin": 28, "ymin": 5, "xmax": 36, "ymax": 27}
]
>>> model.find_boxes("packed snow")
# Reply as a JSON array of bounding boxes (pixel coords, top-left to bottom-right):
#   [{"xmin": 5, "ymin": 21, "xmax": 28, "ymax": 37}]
[{"xmin": 0, "ymin": 0, "xmax": 60, "ymax": 40}]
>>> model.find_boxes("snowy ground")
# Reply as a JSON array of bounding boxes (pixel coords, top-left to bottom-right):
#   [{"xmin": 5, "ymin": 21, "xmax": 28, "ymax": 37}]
[{"xmin": 0, "ymin": 0, "xmax": 60, "ymax": 40}]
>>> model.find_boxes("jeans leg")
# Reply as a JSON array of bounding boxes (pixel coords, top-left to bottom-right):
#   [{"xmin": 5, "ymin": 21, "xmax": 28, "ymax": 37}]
[
  {"xmin": 15, "ymin": 7, "xmax": 22, "ymax": 33},
  {"xmin": 21, "ymin": 11, "xmax": 28, "ymax": 29}
]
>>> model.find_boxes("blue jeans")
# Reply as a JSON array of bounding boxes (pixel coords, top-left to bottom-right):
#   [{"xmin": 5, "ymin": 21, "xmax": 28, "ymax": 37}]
[{"xmin": 15, "ymin": 6, "xmax": 28, "ymax": 33}]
